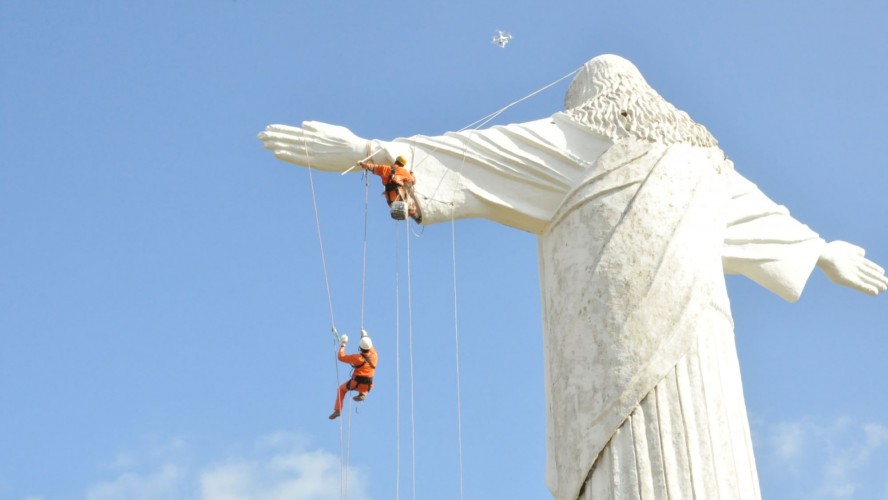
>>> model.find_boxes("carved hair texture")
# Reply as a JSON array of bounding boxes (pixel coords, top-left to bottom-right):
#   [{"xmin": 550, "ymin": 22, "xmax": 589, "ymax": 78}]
[{"xmin": 565, "ymin": 55, "xmax": 718, "ymax": 148}]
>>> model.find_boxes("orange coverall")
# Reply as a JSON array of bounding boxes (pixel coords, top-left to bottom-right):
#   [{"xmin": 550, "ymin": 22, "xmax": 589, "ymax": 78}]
[
  {"xmin": 364, "ymin": 163, "xmax": 416, "ymax": 204},
  {"xmin": 334, "ymin": 346, "xmax": 378, "ymax": 411},
  {"xmin": 362, "ymin": 162, "xmax": 421, "ymax": 221}
]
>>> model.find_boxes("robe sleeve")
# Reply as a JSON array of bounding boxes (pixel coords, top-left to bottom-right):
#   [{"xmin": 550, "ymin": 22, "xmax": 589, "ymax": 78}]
[
  {"xmin": 374, "ymin": 113, "xmax": 612, "ymax": 233},
  {"xmin": 721, "ymin": 168, "xmax": 826, "ymax": 302}
]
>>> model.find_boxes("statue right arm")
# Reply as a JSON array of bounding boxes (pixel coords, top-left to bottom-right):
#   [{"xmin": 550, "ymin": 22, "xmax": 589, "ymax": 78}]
[
  {"xmin": 721, "ymin": 169, "xmax": 887, "ymax": 300},
  {"xmin": 721, "ymin": 168, "xmax": 826, "ymax": 302}
]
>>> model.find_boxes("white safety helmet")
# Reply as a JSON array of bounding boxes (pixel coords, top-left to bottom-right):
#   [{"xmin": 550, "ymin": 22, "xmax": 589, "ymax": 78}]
[{"xmin": 359, "ymin": 336, "xmax": 373, "ymax": 351}]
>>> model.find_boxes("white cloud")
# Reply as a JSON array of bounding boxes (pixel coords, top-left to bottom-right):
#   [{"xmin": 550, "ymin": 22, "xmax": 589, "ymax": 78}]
[
  {"xmin": 770, "ymin": 420, "xmax": 807, "ymax": 463},
  {"xmin": 200, "ymin": 447, "xmax": 367, "ymax": 500},
  {"xmin": 86, "ymin": 464, "xmax": 184, "ymax": 500},
  {"xmin": 85, "ymin": 432, "xmax": 369, "ymax": 500},
  {"xmin": 758, "ymin": 417, "xmax": 888, "ymax": 498}
]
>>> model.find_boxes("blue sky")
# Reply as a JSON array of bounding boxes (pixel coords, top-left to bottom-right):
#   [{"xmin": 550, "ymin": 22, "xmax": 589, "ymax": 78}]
[{"xmin": 2, "ymin": 2, "xmax": 887, "ymax": 499}]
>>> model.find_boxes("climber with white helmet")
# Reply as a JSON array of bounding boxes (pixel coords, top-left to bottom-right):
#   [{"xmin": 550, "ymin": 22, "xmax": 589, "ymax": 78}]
[
  {"xmin": 360, "ymin": 155, "xmax": 422, "ymax": 223},
  {"xmin": 329, "ymin": 329, "xmax": 378, "ymax": 420}
]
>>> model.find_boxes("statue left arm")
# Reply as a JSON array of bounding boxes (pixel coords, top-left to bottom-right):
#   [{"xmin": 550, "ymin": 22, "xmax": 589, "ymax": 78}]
[{"xmin": 722, "ymin": 168, "xmax": 887, "ymax": 300}]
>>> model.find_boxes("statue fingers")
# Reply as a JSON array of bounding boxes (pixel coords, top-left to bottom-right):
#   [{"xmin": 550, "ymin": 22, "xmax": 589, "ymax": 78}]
[
  {"xmin": 860, "ymin": 257, "xmax": 886, "ymax": 277},
  {"xmin": 258, "ymin": 126, "xmax": 310, "ymax": 154},
  {"xmin": 860, "ymin": 266, "xmax": 888, "ymax": 293},
  {"xmin": 258, "ymin": 122, "xmax": 367, "ymax": 171}
]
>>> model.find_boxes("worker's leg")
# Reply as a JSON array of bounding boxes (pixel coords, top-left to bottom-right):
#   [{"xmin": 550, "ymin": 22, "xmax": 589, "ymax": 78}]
[
  {"xmin": 352, "ymin": 383, "xmax": 372, "ymax": 401},
  {"xmin": 334, "ymin": 381, "xmax": 351, "ymax": 411}
]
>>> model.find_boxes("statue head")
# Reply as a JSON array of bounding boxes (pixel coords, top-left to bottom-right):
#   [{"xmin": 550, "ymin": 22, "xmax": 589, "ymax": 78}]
[
  {"xmin": 564, "ymin": 54, "xmax": 718, "ymax": 148},
  {"xmin": 564, "ymin": 54, "xmax": 648, "ymax": 109}
]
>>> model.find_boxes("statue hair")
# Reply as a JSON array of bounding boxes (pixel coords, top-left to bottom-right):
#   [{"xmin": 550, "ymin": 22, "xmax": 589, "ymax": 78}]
[{"xmin": 564, "ymin": 55, "xmax": 719, "ymax": 149}]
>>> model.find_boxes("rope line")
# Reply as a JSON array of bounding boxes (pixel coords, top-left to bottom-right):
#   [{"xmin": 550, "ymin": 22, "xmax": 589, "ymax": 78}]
[
  {"xmin": 360, "ymin": 172, "xmax": 370, "ymax": 329},
  {"xmin": 300, "ymin": 130, "xmax": 347, "ymax": 500},
  {"xmin": 450, "ymin": 211, "xmax": 465, "ymax": 500},
  {"xmin": 302, "ymin": 133, "xmax": 337, "ymax": 330},
  {"xmin": 413, "ymin": 65, "xmax": 581, "ymax": 196},
  {"xmin": 457, "ymin": 67, "xmax": 580, "ymax": 132},
  {"xmin": 394, "ymin": 226, "xmax": 402, "ymax": 500},
  {"xmin": 405, "ymin": 216, "xmax": 418, "ymax": 500}
]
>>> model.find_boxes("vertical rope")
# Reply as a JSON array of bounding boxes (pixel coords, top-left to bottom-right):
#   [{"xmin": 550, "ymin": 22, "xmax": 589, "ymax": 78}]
[
  {"xmin": 345, "ymin": 396, "xmax": 353, "ymax": 499},
  {"xmin": 345, "ymin": 167, "xmax": 372, "ymax": 500},
  {"xmin": 360, "ymin": 171, "xmax": 370, "ymax": 329},
  {"xmin": 450, "ymin": 209, "xmax": 465, "ymax": 500},
  {"xmin": 300, "ymin": 131, "xmax": 346, "ymax": 500},
  {"xmin": 394, "ymin": 223, "xmax": 402, "ymax": 500},
  {"xmin": 405, "ymin": 216, "xmax": 417, "ymax": 500}
]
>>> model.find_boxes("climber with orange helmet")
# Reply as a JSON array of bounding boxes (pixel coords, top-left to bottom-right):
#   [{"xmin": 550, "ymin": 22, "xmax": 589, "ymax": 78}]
[
  {"xmin": 359, "ymin": 155, "xmax": 422, "ymax": 223},
  {"xmin": 329, "ymin": 329, "xmax": 378, "ymax": 420}
]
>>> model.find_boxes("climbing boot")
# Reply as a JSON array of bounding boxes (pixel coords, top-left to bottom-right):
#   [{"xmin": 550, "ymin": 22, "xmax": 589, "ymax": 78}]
[{"xmin": 328, "ymin": 410, "xmax": 341, "ymax": 420}]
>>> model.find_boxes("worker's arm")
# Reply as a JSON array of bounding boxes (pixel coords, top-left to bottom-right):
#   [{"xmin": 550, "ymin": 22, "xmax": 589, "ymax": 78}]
[
  {"xmin": 338, "ymin": 347, "xmax": 362, "ymax": 365},
  {"xmin": 362, "ymin": 163, "xmax": 390, "ymax": 178}
]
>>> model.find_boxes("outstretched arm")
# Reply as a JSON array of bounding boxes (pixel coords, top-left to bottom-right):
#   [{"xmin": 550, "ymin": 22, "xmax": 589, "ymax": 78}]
[
  {"xmin": 258, "ymin": 121, "xmax": 378, "ymax": 172},
  {"xmin": 722, "ymin": 169, "xmax": 887, "ymax": 300},
  {"xmin": 817, "ymin": 240, "xmax": 888, "ymax": 295},
  {"xmin": 258, "ymin": 114, "xmax": 612, "ymax": 231}
]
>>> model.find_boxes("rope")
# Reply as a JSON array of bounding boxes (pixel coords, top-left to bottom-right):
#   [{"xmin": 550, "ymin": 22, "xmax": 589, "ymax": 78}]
[
  {"xmin": 394, "ymin": 226, "xmax": 402, "ymax": 500},
  {"xmin": 301, "ymin": 134, "xmax": 337, "ymax": 332},
  {"xmin": 457, "ymin": 66, "xmax": 579, "ymax": 132},
  {"xmin": 441, "ymin": 129, "xmax": 477, "ymax": 500},
  {"xmin": 360, "ymin": 172, "xmax": 370, "ymax": 329},
  {"xmin": 300, "ymin": 131, "xmax": 348, "ymax": 499},
  {"xmin": 413, "ymin": 68, "xmax": 582, "ymax": 203},
  {"xmin": 345, "ymin": 396, "xmax": 353, "ymax": 499},
  {"xmin": 405, "ymin": 215, "xmax": 418, "ymax": 500},
  {"xmin": 412, "ymin": 65, "xmax": 582, "ymax": 188},
  {"xmin": 449, "ymin": 190, "xmax": 465, "ymax": 500}
]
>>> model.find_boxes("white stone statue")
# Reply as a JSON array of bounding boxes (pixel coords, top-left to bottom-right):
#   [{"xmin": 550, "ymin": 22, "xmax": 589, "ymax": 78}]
[{"xmin": 258, "ymin": 55, "xmax": 888, "ymax": 500}]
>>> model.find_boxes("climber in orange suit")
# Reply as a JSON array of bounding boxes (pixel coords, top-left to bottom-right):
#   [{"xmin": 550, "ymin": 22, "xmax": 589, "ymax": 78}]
[
  {"xmin": 359, "ymin": 155, "xmax": 422, "ymax": 223},
  {"xmin": 329, "ymin": 329, "xmax": 378, "ymax": 420}
]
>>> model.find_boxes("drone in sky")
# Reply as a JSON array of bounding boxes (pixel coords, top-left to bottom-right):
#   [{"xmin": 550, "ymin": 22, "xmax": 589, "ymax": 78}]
[{"xmin": 491, "ymin": 30, "xmax": 512, "ymax": 48}]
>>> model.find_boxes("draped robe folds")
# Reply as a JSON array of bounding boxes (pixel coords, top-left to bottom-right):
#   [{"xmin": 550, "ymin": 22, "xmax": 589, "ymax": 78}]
[{"xmin": 367, "ymin": 111, "xmax": 824, "ymax": 499}]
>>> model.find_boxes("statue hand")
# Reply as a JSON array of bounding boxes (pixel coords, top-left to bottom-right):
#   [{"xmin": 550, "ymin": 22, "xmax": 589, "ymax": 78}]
[
  {"xmin": 817, "ymin": 240, "xmax": 888, "ymax": 296},
  {"xmin": 258, "ymin": 121, "xmax": 371, "ymax": 172}
]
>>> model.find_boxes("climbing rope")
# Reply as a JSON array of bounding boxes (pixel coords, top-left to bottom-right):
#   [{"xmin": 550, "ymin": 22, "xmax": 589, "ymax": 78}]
[
  {"xmin": 449, "ymin": 210, "xmax": 465, "ymax": 500},
  {"xmin": 405, "ymin": 215, "xmax": 418, "ymax": 500},
  {"xmin": 394, "ymin": 227, "xmax": 402, "ymax": 500},
  {"xmin": 302, "ymin": 129, "xmax": 377, "ymax": 500}
]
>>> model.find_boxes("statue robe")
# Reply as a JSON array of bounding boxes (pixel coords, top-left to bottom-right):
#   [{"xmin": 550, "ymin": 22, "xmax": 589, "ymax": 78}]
[{"xmin": 370, "ymin": 111, "xmax": 824, "ymax": 499}]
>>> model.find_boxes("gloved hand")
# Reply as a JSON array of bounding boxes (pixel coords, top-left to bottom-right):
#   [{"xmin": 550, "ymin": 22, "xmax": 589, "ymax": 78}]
[
  {"xmin": 340, "ymin": 334, "xmax": 349, "ymax": 346},
  {"xmin": 361, "ymin": 329, "xmax": 368, "ymax": 338}
]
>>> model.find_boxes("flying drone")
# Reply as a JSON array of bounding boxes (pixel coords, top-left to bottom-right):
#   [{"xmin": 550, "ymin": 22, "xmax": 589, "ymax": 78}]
[{"xmin": 491, "ymin": 30, "xmax": 512, "ymax": 48}]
